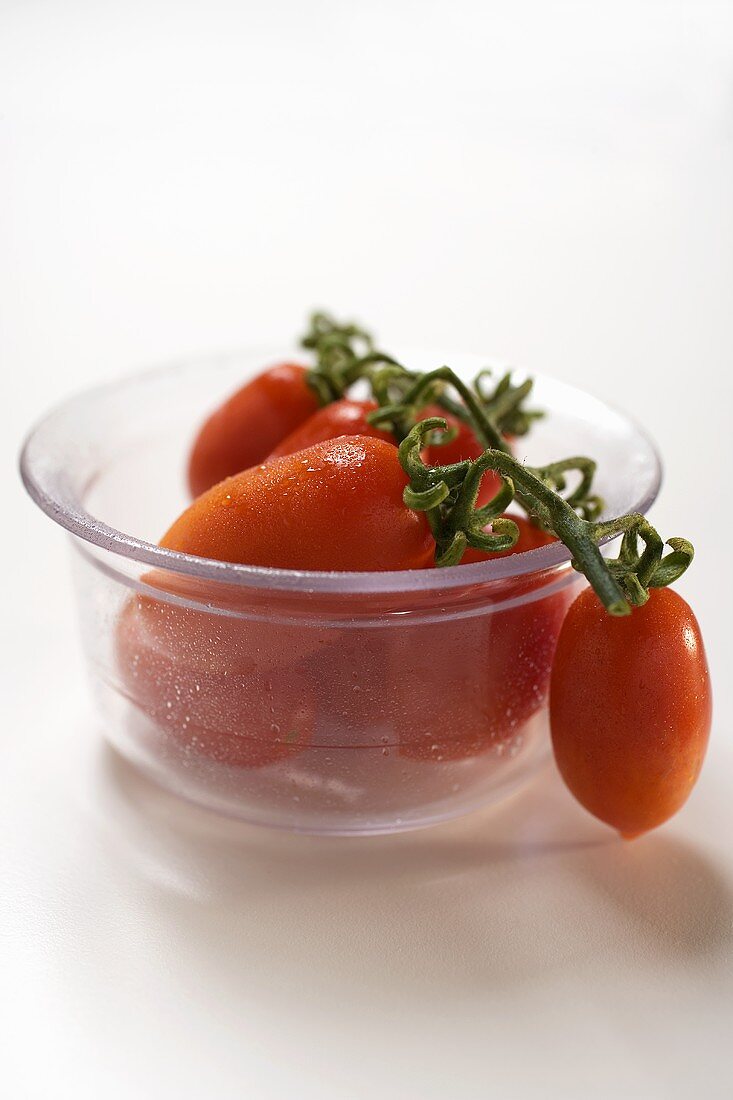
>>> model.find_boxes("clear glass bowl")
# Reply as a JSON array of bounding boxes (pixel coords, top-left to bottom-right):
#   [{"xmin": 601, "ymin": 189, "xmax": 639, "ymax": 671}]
[{"xmin": 20, "ymin": 348, "xmax": 661, "ymax": 834}]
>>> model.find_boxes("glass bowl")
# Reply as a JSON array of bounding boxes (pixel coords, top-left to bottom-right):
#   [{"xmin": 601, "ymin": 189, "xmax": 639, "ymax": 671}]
[{"xmin": 20, "ymin": 348, "xmax": 661, "ymax": 834}]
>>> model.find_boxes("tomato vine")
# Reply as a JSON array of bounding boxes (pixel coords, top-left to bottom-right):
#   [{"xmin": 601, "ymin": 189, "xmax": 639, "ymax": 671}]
[
  {"xmin": 399, "ymin": 418, "xmax": 693, "ymax": 615},
  {"xmin": 299, "ymin": 311, "xmax": 694, "ymax": 615}
]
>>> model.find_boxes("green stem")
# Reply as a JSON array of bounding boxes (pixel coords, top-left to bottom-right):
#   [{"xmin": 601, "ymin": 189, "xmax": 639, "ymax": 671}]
[
  {"xmin": 300, "ymin": 312, "xmax": 543, "ymax": 453},
  {"xmin": 369, "ymin": 366, "xmax": 510, "ymax": 451},
  {"xmin": 301, "ymin": 312, "xmax": 378, "ymax": 403},
  {"xmin": 474, "ymin": 369, "xmax": 543, "ymax": 437},
  {"xmin": 397, "ymin": 419, "xmax": 694, "ymax": 616},
  {"xmin": 468, "ymin": 449, "xmax": 629, "ymax": 614}
]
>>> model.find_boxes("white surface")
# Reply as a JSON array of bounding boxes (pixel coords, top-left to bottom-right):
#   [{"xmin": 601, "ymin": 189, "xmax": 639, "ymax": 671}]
[{"xmin": 2, "ymin": 2, "xmax": 732, "ymax": 1097}]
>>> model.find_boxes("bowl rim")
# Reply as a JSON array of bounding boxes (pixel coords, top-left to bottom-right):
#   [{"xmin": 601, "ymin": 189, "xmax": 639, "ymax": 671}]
[{"xmin": 19, "ymin": 349, "xmax": 663, "ymax": 595}]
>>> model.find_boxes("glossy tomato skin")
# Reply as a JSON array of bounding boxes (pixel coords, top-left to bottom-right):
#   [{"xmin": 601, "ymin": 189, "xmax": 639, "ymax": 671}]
[
  {"xmin": 166, "ymin": 436, "xmax": 434, "ymax": 572},
  {"xmin": 120, "ymin": 437, "xmax": 432, "ymax": 767},
  {"xmin": 260, "ymin": 398, "xmax": 509, "ymax": 506},
  {"xmin": 116, "ymin": 586, "xmax": 313, "ymax": 768},
  {"xmin": 188, "ymin": 362, "xmax": 319, "ymax": 497},
  {"xmin": 266, "ymin": 399, "xmax": 393, "ymax": 460},
  {"xmin": 550, "ymin": 586, "xmax": 712, "ymax": 837},
  {"xmin": 396, "ymin": 521, "xmax": 569, "ymax": 763}
]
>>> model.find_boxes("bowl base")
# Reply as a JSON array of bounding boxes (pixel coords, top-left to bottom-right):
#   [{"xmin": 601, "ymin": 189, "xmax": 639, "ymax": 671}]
[{"xmin": 97, "ymin": 683, "xmax": 552, "ymax": 835}]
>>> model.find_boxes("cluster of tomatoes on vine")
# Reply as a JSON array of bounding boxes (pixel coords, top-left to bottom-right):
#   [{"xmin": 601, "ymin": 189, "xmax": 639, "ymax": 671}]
[{"xmin": 120, "ymin": 311, "xmax": 712, "ymax": 838}]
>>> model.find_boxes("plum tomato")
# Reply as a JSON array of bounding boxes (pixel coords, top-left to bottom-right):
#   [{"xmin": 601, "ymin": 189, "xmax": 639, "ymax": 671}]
[
  {"xmin": 265, "ymin": 398, "xmax": 394, "ymax": 460},
  {"xmin": 115, "ymin": 577, "xmax": 314, "ymax": 769},
  {"xmin": 188, "ymin": 362, "xmax": 319, "ymax": 497},
  {"xmin": 395, "ymin": 577, "xmax": 573, "ymax": 763},
  {"xmin": 550, "ymin": 586, "xmax": 712, "ymax": 837},
  {"xmin": 394, "ymin": 516, "xmax": 565, "ymax": 763},
  {"xmin": 166, "ymin": 436, "xmax": 435, "ymax": 571}
]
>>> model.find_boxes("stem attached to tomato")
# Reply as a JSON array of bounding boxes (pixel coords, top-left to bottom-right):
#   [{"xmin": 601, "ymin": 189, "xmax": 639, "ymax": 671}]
[
  {"xmin": 367, "ymin": 365, "xmax": 511, "ymax": 451},
  {"xmin": 399, "ymin": 419, "xmax": 694, "ymax": 616},
  {"xmin": 301, "ymin": 312, "xmax": 379, "ymax": 403},
  {"xmin": 301, "ymin": 313, "xmax": 542, "ymax": 441},
  {"xmin": 301, "ymin": 312, "xmax": 374, "ymax": 358},
  {"xmin": 474, "ymin": 368, "xmax": 544, "ymax": 438},
  {"xmin": 300, "ymin": 313, "xmax": 692, "ymax": 615}
]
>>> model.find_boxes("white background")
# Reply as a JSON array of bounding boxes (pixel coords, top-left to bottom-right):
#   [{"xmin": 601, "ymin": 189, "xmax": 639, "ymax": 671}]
[{"xmin": 3, "ymin": 2, "xmax": 733, "ymax": 1097}]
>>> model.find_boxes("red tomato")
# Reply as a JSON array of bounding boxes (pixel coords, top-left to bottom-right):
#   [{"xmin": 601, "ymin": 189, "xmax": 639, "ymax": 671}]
[
  {"xmin": 550, "ymin": 586, "xmax": 712, "ymax": 837},
  {"xmin": 395, "ymin": 580, "xmax": 573, "ymax": 762},
  {"xmin": 264, "ymin": 400, "xmax": 510, "ymax": 511},
  {"xmin": 188, "ymin": 362, "xmax": 319, "ymax": 497},
  {"xmin": 396, "ymin": 516, "xmax": 565, "ymax": 763},
  {"xmin": 266, "ymin": 398, "xmax": 394, "ymax": 460},
  {"xmin": 120, "ymin": 437, "xmax": 433, "ymax": 770},
  {"xmin": 166, "ymin": 436, "xmax": 435, "ymax": 571},
  {"xmin": 116, "ymin": 587, "xmax": 313, "ymax": 769},
  {"xmin": 422, "ymin": 404, "xmax": 506, "ymax": 505}
]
